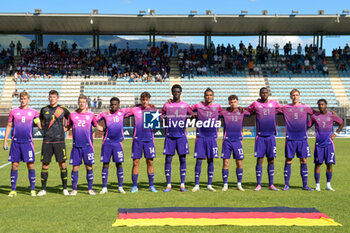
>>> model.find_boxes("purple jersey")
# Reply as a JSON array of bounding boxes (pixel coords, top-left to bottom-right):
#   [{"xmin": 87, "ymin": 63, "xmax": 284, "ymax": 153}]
[
  {"xmin": 221, "ymin": 109, "xmax": 250, "ymax": 141},
  {"xmin": 8, "ymin": 107, "xmax": 39, "ymax": 143},
  {"xmin": 126, "ymin": 105, "xmax": 156, "ymax": 142},
  {"xmin": 67, "ymin": 111, "xmax": 97, "ymax": 147},
  {"xmin": 278, "ymin": 104, "xmax": 315, "ymax": 140},
  {"xmin": 97, "ymin": 108, "xmax": 129, "ymax": 144},
  {"xmin": 162, "ymin": 101, "xmax": 194, "ymax": 138},
  {"xmin": 246, "ymin": 100, "xmax": 281, "ymax": 136},
  {"xmin": 308, "ymin": 111, "xmax": 343, "ymax": 147},
  {"xmin": 191, "ymin": 102, "xmax": 223, "ymax": 138}
]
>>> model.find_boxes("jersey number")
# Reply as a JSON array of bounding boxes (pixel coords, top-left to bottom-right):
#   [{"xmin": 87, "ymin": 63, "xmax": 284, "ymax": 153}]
[
  {"xmin": 113, "ymin": 116, "xmax": 119, "ymax": 123},
  {"xmin": 21, "ymin": 116, "xmax": 26, "ymax": 123},
  {"xmin": 263, "ymin": 109, "xmax": 270, "ymax": 116},
  {"xmin": 231, "ymin": 115, "xmax": 238, "ymax": 122},
  {"xmin": 77, "ymin": 120, "xmax": 86, "ymax": 127}
]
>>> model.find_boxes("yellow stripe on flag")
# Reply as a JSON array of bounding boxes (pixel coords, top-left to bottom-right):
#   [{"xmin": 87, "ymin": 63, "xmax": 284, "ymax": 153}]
[{"xmin": 112, "ymin": 217, "xmax": 341, "ymax": 227}]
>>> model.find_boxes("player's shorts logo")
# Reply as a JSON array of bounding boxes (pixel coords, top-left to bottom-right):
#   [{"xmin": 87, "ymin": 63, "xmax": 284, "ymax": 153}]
[{"xmin": 143, "ymin": 110, "xmax": 161, "ymax": 129}]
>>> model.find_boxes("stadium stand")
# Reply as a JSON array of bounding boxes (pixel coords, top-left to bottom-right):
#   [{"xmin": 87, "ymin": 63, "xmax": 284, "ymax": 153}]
[{"xmin": 0, "ymin": 42, "xmax": 350, "ymax": 112}]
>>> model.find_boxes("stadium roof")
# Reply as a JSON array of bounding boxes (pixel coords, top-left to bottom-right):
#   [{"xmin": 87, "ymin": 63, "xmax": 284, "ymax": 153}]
[{"xmin": 1, "ymin": 13, "xmax": 350, "ymax": 36}]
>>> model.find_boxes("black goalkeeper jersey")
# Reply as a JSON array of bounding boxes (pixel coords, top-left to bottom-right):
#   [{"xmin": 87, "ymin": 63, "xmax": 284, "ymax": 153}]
[{"xmin": 40, "ymin": 105, "xmax": 70, "ymax": 143}]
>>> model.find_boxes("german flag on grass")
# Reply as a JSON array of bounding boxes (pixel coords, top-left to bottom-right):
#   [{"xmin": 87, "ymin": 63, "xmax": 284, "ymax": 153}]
[{"xmin": 112, "ymin": 207, "xmax": 341, "ymax": 227}]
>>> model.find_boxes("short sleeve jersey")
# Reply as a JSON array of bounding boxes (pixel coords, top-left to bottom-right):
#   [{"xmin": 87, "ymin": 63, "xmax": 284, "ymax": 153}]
[
  {"xmin": 246, "ymin": 100, "xmax": 281, "ymax": 136},
  {"xmin": 308, "ymin": 111, "xmax": 343, "ymax": 147},
  {"xmin": 67, "ymin": 111, "xmax": 97, "ymax": 147},
  {"xmin": 191, "ymin": 102, "xmax": 223, "ymax": 138},
  {"xmin": 125, "ymin": 105, "xmax": 157, "ymax": 142},
  {"xmin": 40, "ymin": 105, "xmax": 70, "ymax": 142},
  {"xmin": 8, "ymin": 107, "xmax": 39, "ymax": 143},
  {"xmin": 161, "ymin": 101, "xmax": 194, "ymax": 138},
  {"xmin": 96, "ymin": 108, "xmax": 129, "ymax": 143},
  {"xmin": 278, "ymin": 104, "xmax": 314, "ymax": 140}
]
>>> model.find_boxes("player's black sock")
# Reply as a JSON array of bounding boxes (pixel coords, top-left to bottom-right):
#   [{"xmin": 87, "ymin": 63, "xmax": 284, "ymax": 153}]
[
  {"xmin": 41, "ymin": 169, "xmax": 49, "ymax": 190},
  {"xmin": 61, "ymin": 169, "xmax": 68, "ymax": 189}
]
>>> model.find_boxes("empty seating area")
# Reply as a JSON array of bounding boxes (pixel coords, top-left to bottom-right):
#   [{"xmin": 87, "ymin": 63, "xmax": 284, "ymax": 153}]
[
  {"xmin": 181, "ymin": 76, "xmax": 256, "ymax": 107},
  {"xmin": 0, "ymin": 79, "xmax": 5, "ymax": 96},
  {"xmin": 340, "ymin": 77, "xmax": 350, "ymax": 100},
  {"xmin": 269, "ymin": 77, "xmax": 338, "ymax": 107},
  {"xmin": 13, "ymin": 78, "xmax": 62, "ymax": 109}
]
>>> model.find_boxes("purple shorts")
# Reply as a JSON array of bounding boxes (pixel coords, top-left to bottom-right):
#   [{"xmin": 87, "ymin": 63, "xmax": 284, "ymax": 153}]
[
  {"xmin": 132, "ymin": 139, "xmax": 156, "ymax": 159},
  {"xmin": 254, "ymin": 135, "xmax": 277, "ymax": 158},
  {"xmin": 221, "ymin": 140, "xmax": 244, "ymax": 160},
  {"xmin": 194, "ymin": 137, "xmax": 219, "ymax": 159},
  {"xmin": 70, "ymin": 146, "xmax": 95, "ymax": 166},
  {"xmin": 101, "ymin": 142, "xmax": 124, "ymax": 163},
  {"xmin": 285, "ymin": 140, "xmax": 311, "ymax": 159},
  {"xmin": 163, "ymin": 136, "xmax": 189, "ymax": 156},
  {"xmin": 314, "ymin": 144, "xmax": 335, "ymax": 164},
  {"xmin": 8, "ymin": 142, "xmax": 35, "ymax": 163}
]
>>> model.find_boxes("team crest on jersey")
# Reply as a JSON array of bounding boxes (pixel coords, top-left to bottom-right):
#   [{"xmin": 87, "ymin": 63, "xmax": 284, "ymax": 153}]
[
  {"xmin": 75, "ymin": 116, "xmax": 79, "ymax": 119},
  {"xmin": 237, "ymin": 111, "xmax": 241, "ymax": 115},
  {"xmin": 317, "ymin": 118, "xmax": 321, "ymax": 121},
  {"xmin": 118, "ymin": 112, "xmax": 122, "ymax": 116},
  {"xmin": 169, "ymin": 105, "xmax": 174, "ymax": 108},
  {"xmin": 181, "ymin": 105, "xmax": 184, "ymax": 109},
  {"xmin": 300, "ymin": 108, "xmax": 304, "ymax": 112},
  {"xmin": 86, "ymin": 116, "xmax": 90, "ymax": 120},
  {"xmin": 45, "ymin": 111, "xmax": 49, "ymax": 114},
  {"xmin": 289, "ymin": 108, "xmax": 293, "ymax": 112},
  {"xmin": 327, "ymin": 117, "xmax": 331, "ymax": 121},
  {"xmin": 138, "ymin": 111, "xmax": 142, "ymax": 114},
  {"xmin": 268, "ymin": 103, "xmax": 272, "ymax": 107},
  {"xmin": 212, "ymin": 107, "xmax": 216, "ymax": 111},
  {"xmin": 28, "ymin": 112, "xmax": 32, "ymax": 116},
  {"xmin": 258, "ymin": 105, "xmax": 263, "ymax": 108},
  {"xmin": 16, "ymin": 112, "xmax": 20, "ymax": 115}
]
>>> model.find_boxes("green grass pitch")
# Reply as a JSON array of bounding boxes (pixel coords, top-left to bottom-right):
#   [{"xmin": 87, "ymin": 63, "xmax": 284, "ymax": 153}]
[{"xmin": 0, "ymin": 138, "xmax": 349, "ymax": 233}]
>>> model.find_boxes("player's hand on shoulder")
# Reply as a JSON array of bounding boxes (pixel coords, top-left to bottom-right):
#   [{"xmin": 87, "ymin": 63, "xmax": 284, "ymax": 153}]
[
  {"xmin": 105, "ymin": 109, "xmax": 110, "ymax": 115},
  {"xmin": 238, "ymin": 106, "xmax": 245, "ymax": 113},
  {"xmin": 167, "ymin": 99, "xmax": 172, "ymax": 104},
  {"xmin": 96, "ymin": 125, "xmax": 104, "ymax": 132}
]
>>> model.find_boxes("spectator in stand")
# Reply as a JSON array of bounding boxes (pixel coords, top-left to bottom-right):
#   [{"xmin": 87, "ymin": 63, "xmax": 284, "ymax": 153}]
[
  {"xmin": 12, "ymin": 89, "xmax": 19, "ymax": 98},
  {"xmin": 97, "ymin": 96, "xmax": 102, "ymax": 109},
  {"xmin": 9, "ymin": 41, "xmax": 15, "ymax": 56},
  {"xmin": 1, "ymin": 70, "xmax": 6, "ymax": 79},
  {"xmin": 87, "ymin": 96, "xmax": 91, "ymax": 109},
  {"xmin": 322, "ymin": 65, "xmax": 329, "ymax": 75},
  {"xmin": 93, "ymin": 98, "xmax": 97, "ymax": 111},
  {"xmin": 16, "ymin": 41, "xmax": 22, "ymax": 56}
]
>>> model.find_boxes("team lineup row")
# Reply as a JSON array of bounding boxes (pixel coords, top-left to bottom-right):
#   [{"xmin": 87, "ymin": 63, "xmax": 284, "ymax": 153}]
[{"xmin": 3, "ymin": 86, "xmax": 344, "ymax": 197}]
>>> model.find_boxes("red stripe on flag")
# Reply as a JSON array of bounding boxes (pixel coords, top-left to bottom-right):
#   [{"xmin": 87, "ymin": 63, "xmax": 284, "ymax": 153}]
[{"xmin": 119, "ymin": 212, "xmax": 330, "ymax": 220}]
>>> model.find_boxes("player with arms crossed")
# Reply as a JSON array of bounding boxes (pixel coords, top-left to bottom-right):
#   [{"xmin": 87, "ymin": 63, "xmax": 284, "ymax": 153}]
[
  {"xmin": 3, "ymin": 91, "xmax": 41, "ymax": 197},
  {"xmin": 162, "ymin": 84, "xmax": 194, "ymax": 192},
  {"xmin": 97, "ymin": 97, "xmax": 129, "ymax": 194},
  {"xmin": 221, "ymin": 95, "xmax": 250, "ymax": 191},
  {"xmin": 37, "ymin": 90, "xmax": 70, "ymax": 196},
  {"xmin": 278, "ymin": 89, "xmax": 315, "ymax": 191},
  {"xmin": 126, "ymin": 92, "xmax": 158, "ymax": 193},
  {"xmin": 308, "ymin": 99, "xmax": 344, "ymax": 191},
  {"xmin": 191, "ymin": 88, "xmax": 222, "ymax": 192},
  {"xmin": 246, "ymin": 87, "xmax": 280, "ymax": 191},
  {"xmin": 67, "ymin": 94, "xmax": 98, "ymax": 195}
]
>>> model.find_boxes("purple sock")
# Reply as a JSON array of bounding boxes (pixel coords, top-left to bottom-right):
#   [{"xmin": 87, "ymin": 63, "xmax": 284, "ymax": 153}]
[
  {"xmin": 236, "ymin": 168, "xmax": 243, "ymax": 183},
  {"xmin": 284, "ymin": 163, "xmax": 291, "ymax": 186},
  {"xmin": 256, "ymin": 164, "xmax": 262, "ymax": 185},
  {"xmin": 132, "ymin": 174, "xmax": 138, "ymax": 187},
  {"xmin": 268, "ymin": 164, "xmax": 274, "ymax": 186},
  {"xmin": 179, "ymin": 155, "xmax": 186, "ymax": 184},
  {"xmin": 10, "ymin": 169, "xmax": 18, "ymax": 191},
  {"xmin": 165, "ymin": 155, "xmax": 173, "ymax": 185},
  {"xmin": 315, "ymin": 172, "xmax": 320, "ymax": 184},
  {"xmin": 222, "ymin": 169, "xmax": 229, "ymax": 184},
  {"xmin": 71, "ymin": 171, "xmax": 79, "ymax": 190},
  {"xmin": 326, "ymin": 172, "xmax": 332, "ymax": 182},
  {"xmin": 148, "ymin": 173, "xmax": 155, "ymax": 186},
  {"xmin": 195, "ymin": 159, "xmax": 202, "ymax": 185},
  {"xmin": 87, "ymin": 169, "xmax": 94, "ymax": 190},
  {"xmin": 117, "ymin": 167, "xmax": 124, "ymax": 187},
  {"xmin": 28, "ymin": 169, "xmax": 36, "ymax": 191},
  {"xmin": 300, "ymin": 164, "xmax": 308, "ymax": 187},
  {"xmin": 207, "ymin": 160, "xmax": 214, "ymax": 185},
  {"xmin": 101, "ymin": 167, "xmax": 109, "ymax": 188}
]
